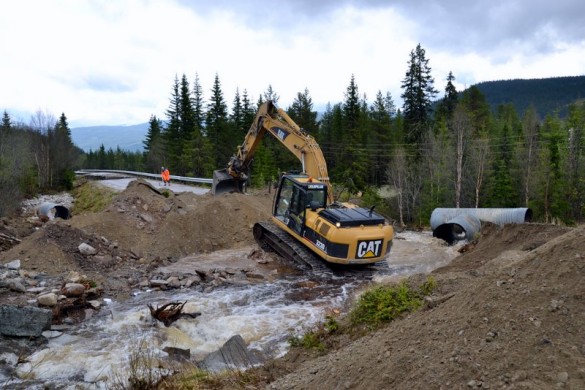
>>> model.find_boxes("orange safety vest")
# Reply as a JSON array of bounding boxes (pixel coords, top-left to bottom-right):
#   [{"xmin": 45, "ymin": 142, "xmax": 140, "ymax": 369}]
[{"xmin": 162, "ymin": 169, "xmax": 170, "ymax": 181}]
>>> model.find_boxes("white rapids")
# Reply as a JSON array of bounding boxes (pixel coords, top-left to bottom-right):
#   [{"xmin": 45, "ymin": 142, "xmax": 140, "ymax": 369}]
[{"xmin": 9, "ymin": 230, "xmax": 461, "ymax": 389}]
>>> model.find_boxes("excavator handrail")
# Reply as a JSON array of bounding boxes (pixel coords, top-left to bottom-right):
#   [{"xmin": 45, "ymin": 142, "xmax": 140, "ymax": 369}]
[{"xmin": 217, "ymin": 101, "xmax": 333, "ymax": 204}]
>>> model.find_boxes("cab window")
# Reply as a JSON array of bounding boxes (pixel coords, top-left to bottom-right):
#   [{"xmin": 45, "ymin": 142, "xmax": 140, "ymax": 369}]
[
  {"xmin": 275, "ymin": 178, "xmax": 294, "ymax": 219},
  {"xmin": 307, "ymin": 188, "xmax": 326, "ymax": 209}
]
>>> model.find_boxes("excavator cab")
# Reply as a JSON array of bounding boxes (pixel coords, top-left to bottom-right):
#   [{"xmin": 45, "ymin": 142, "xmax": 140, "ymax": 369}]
[{"xmin": 273, "ymin": 174, "xmax": 327, "ymax": 236}]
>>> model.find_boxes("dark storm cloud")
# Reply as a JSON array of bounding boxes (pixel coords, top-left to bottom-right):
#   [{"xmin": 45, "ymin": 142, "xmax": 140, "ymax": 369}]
[
  {"xmin": 178, "ymin": 0, "xmax": 584, "ymax": 54},
  {"xmin": 389, "ymin": 0, "xmax": 585, "ymax": 54}
]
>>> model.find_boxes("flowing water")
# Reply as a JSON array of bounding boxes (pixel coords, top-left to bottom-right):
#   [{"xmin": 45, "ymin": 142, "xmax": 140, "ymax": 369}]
[{"xmin": 8, "ymin": 230, "xmax": 461, "ymax": 389}]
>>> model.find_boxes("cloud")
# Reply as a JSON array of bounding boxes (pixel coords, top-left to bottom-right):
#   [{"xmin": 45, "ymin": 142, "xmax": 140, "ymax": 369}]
[
  {"xmin": 0, "ymin": 0, "xmax": 583, "ymax": 127},
  {"xmin": 390, "ymin": 0, "xmax": 585, "ymax": 54}
]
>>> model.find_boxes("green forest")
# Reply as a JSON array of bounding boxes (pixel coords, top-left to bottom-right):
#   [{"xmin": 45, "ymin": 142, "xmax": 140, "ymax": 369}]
[{"xmin": 2, "ymin": 44, "xmax": 585, "ymax": 226}]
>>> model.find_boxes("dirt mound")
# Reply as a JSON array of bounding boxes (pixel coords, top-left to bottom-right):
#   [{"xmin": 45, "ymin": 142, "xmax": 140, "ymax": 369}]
[
  {"xmin": 69, "ymin": 179, "xmax": 273, "ymax": 260},
  {"xmin": 435, "ymin": 222, "xmax": 572, "ymax": 274},
  {"xmin": 0, "ymin": 179, "xmax": 274, "ymax": 302},
  {"xmin": 268, "ymin": 223, "xmax": 584, "ymax": 389},
  {"xmin": 1, "ymin": 223, "xmax": 128, "ymax": 276}
]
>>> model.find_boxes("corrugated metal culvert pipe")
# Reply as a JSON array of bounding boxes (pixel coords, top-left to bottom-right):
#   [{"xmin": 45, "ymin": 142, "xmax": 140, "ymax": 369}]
[
  {"xmin": 430, "ymin": 208, "xmax": 532, "ymax": 244},
  {"xmin": 37, "ymin": 202, "xmax": 71, "ymax": 222}
]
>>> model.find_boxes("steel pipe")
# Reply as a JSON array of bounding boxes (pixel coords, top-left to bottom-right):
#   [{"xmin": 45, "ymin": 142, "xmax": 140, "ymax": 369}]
[
  {"xmin": 430, "ymin": 208, "xmax": 532, "ymax": 244},
  {"xmin": 37, "ymin": 203, "xmax": 71, "ymax": 222}
]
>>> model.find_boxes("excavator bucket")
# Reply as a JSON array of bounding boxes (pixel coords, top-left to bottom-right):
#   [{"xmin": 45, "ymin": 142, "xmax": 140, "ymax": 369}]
[{"xmin": 212, "ymin": 169, "xmax": 245, "ymax": 195}]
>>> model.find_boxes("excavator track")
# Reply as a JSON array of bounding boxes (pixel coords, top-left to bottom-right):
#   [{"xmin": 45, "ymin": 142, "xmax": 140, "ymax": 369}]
[{"xmin": 253, "ymin": 222, "xmax": 332, "ymax": 277}]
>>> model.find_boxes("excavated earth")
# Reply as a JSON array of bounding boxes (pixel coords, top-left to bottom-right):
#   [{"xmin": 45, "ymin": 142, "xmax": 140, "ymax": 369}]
[
  {"xmin": 1, "ymin": 179, "xmax": 584, "ymax": 389},
  {"xmin": 0, "ymin": 179, "xmax": 278, "ymax": 305}
]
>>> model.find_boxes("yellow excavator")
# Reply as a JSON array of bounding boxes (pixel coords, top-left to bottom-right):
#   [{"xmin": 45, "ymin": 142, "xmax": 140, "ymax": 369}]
[{"xmin": 212, "ymin": 101, "xmax": 394, "ymax": 271}]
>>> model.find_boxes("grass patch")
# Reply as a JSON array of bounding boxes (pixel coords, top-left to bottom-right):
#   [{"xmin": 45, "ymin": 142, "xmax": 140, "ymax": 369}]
[
  {"xmin": 71, "ymin": 179, "xmax": 116, "ymax": 213},
  {"xmin": 161, "ymin": 367, "xmax": 264, "ymax": 389},
  {"xmin": 288, "ymin": 314, "xmax": 340, "ymax": 353},
  {"xmin": 289, "ymin": 277, "xmax": 437, "ymax": 353},
  {"xmin": 288, "ymin": 331, "xmax": 326, "ymax": 352},
  {"xmin": 349, "ymin": 277, "xmax": 436, "ymax": 330},
  {"xmin": 109, "ymin": 339, "xmax": 174, "ymax": 389}
]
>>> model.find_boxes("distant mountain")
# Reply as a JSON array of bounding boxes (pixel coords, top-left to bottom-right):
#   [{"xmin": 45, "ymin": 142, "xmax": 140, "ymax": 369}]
[
  {"xmin": 71, "ymin": 123, "xmax": 149, "ymax": 152},
  {"xmin": 472, "ymin": 75, "xmax": 585, "ymax": 118},
  {"xmin": 70, "ymin": 76, "xmax": 584, "ymax": 152}
]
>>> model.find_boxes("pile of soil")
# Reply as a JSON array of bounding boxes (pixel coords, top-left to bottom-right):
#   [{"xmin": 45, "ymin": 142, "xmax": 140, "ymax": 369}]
[
  {"xmin": 70, "ymin": 179, "xmax": 272, "ymax": 259},
  {"xmin": 263, "ymin": 223, "xmax": 585, "ymax": 389},
  {"xmin": 0, "ymin": 179, "xmax": 273, "ymax": 302}
]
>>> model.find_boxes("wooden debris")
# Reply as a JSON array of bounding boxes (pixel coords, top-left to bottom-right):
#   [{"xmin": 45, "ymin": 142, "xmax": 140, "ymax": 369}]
[
  {"xmin": 147, "ymin": 301, "xmax": 201, "ymax": 327},
  {"xmin": 0, "ymin": 232, "xmax": 21, "ymax": 251}
]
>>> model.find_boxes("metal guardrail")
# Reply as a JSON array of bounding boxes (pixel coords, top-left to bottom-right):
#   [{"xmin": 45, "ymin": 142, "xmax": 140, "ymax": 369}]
[{"xmin": 76, "ymin": 169, "xmax": 213, "ymax": 184}]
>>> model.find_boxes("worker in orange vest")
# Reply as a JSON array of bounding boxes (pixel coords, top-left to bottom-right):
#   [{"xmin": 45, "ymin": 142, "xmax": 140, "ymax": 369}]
[{"xmin": 161, "ymin": 166, "xmax": 171, "ymax": 186}]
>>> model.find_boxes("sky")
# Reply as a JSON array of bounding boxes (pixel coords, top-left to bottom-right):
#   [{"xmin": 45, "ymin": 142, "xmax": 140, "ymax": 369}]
[{"xmin": 1, "ymin": 0, "xmax": 584, "ymax": 128}]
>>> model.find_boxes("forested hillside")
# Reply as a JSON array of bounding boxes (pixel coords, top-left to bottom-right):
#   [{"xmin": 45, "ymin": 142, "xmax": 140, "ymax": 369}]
[
  {"xmin": 474, "ymin": 75, "xmax": 585, "ymax": 118},
  {"xmin": 3, "ymin": 44, "xmax": 585, "ymax": 227},
  {"xmin": 0, "ymin": 112, "xmax": 83, "ymax": 216}
]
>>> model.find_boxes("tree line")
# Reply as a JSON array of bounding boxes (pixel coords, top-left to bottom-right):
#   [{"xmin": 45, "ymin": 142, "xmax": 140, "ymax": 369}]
[
  {"xmin": 0, "ymin": 110, "xmax": 82, "ymax": 216},
  {"xmin": 3, "ymin": 43, "xmax": 585, "ymax": 225}
]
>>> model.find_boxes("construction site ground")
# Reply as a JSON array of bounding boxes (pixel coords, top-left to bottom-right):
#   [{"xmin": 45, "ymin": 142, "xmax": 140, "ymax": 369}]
[{"xmin": 1, "ymin": 179, "xmax": 584, "ymax": 389}]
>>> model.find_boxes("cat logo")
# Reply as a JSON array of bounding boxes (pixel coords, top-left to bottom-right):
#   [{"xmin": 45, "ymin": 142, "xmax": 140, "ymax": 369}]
[
  {"xmin": 356, "ymin": 239, "xmax": 383, "ymax": 258},
  {"xmin": 271, "ymin": 127, "xmax": 289, "ymax": 141}
]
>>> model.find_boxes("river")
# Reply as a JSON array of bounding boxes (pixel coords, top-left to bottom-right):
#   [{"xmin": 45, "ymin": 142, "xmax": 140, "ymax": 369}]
[{"xmin": 6, "ymin": 230, "xmax": 460, "ymax": 389}]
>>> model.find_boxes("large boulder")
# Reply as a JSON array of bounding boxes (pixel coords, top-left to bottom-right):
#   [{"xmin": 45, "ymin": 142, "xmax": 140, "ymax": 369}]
[
  {"xmin": 0, "ymin": 305, "xmax": 52, "ymax": 337},
  {"xmin": 199, "ymin": 334, "xmax": 261, "ymax": 372}
]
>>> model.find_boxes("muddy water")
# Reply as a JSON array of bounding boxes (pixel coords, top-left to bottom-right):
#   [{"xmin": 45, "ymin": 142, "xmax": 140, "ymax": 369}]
[{"xmin": 11, "ymin": 231, "xmax": 460, "ymax": 389}]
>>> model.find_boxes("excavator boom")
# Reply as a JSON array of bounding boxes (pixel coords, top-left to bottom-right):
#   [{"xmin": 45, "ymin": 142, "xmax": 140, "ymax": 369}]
[{"xmin": 212, "ymin": 101, "xmax": 332, "ymax": 203}]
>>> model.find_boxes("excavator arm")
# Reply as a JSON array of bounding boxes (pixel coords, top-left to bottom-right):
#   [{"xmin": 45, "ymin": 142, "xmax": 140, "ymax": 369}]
[{"xmin": 212, "ymin": 101, "xmax": 333, "ymax": 203}]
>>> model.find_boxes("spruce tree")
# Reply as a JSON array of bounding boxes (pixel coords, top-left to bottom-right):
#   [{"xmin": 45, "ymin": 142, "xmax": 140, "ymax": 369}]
[
  {"xmin": 179, "ymin": 74, "xmax": 196, "ymax": 141},
  {"xmin": 241, "ymin": 89, "xmax": 255, "ymax": 130},
  {"xmin": 192, "ymin": 73, "xmax": 204, "ymax": 132},
  {"xmin": 230, "ymin": 88, "xmax": 245, "ymax": 134},
  {"xmin": 462, "ymin": 86, "xmax": 491, "ymax": 135},
  {"xmin": 263, "ymin": 85, "xmax": 279, "ymax": 105},
  {"xmin": 369, "ymin": 91, "xmax": 393, "ymax": 186},
  {"xmin": 176, "ymin": 74, "xmax": 199, "ymax": 175},
  {"xmin": 288, "ymin": 88, "xmax": 318, "ymax": 133},
  {"xmin": 1, "ymin": 111, "xmax": 11, "ymax": 133},
  {"xmin": 443, "ymin": 71, "xmax": 458, "ymax": 119},
  {"xmin": 143, "ymin": 115, "xmax": 164, "ymax": 172},
  {"xmin": 435, "ymin": 71, "xmax": 458, "ymax": 128},
  {"xmin": 184, "ymin": 73, "xmax": 213, "ymax": 176},
  {"xmin": 337, "ymin": 75, "xmax": 368, "ymax": 191},
  {"xmin": 163, "ymin": 76, "xmax": 182, "ymax": 171},
  {"xmin": 51, "ymin": 113, "xmax": 76, "ymax": 189},
  {"xmin": 343, "ymin": 74, "xmax": 360, "ymax": 131},
  {"xmin": 400, "ymin": 43, "xmax": 438, "ymax": 148},
  {"xmin": 206, "ymin": 74, "xmax": 231, "ymax": 167}
]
